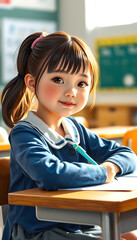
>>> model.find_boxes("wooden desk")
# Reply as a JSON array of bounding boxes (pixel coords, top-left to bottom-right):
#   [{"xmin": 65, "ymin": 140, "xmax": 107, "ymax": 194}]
[
  {"xmin": 8, "ymin": 188, "xmax": 137, "ymax": 240},
  {"xmin": 0, "ymin": 143, "xmax": 10, "ymax": 158},
  {"xmin": 90, "ymin": 126, "xmax": 134, "ymax": 139}
]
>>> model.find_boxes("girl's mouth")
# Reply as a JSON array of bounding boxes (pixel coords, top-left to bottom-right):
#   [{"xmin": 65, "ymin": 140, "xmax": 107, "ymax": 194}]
[{"xmin": 59, "ymin": 101, "xmax": 75, "ymax": 107}]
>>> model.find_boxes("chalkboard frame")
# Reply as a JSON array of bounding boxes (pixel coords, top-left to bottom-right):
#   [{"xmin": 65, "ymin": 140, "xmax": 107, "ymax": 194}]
[{"xmin": 95, "ymin": 35, "xmax": 137, "ymax": 91}]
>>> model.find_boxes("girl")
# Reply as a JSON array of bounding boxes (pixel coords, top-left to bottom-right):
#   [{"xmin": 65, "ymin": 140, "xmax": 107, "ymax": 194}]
[{"xmin": 1, "ymin": 31, "xmax": 137, "ymax": 240}]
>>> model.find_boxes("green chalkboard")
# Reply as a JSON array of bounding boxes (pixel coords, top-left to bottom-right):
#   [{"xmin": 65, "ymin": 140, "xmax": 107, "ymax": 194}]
[{"xmin": 96, "ymin": 36, "xmax": 137, "ymax": 90}]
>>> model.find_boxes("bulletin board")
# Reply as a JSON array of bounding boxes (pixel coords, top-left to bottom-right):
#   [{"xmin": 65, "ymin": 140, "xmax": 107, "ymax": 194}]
[
  {"xmin": 0, "ymin": 0, "xmax": 59, "ymax": 85},
  {"xmin": 0, "ymin": 0, "xmax": 59, "ymax": 127},
  {"xmin": 95, "ymin": 36, "xmax": 137, "ymax": 90},
  {"xmin": 2, "ymin": 18, "xmax": 57, "ymax": 83}
]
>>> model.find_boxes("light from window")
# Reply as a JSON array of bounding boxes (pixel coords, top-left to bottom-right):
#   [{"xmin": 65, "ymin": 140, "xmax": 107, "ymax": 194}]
[{"xmin": 85, "ymin": 0, "xmax": 137, "ymax": 30}]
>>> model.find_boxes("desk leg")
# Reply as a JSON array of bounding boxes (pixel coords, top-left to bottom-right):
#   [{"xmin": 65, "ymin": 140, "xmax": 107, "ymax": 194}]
[
  {"xmin": 0, "ymin": 206, "xmax": 4, "ymax": 239},
  {"xmin": 102, "ymin": 212, "xmax": 120, "ymax": 240}
]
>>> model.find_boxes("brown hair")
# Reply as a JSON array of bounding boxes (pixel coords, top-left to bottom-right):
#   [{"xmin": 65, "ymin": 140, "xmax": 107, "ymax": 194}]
[{"xmin": 1, "ymin": 31, "xmax": 98, "ymax": 128}]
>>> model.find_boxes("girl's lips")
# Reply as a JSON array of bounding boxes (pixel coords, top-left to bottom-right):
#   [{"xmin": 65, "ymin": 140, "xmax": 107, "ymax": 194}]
[{"xmin": 59, "ymin": 101, "xmax": 75, "ymax": 107}]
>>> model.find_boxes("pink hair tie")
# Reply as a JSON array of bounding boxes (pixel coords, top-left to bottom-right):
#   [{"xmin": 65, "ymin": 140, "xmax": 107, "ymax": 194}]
[{"xmin": 31, "ymin": 35, "xmax": 45, "ymax": 50}]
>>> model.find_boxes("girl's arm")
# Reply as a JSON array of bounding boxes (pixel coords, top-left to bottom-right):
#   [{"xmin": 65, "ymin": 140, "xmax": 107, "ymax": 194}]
[
  {"xmin": 70, "ymin": 117, "xmax": 137, "ymax": 176},
  {"xmin": 10, "ymin": 122, "xmax": 137, "ymax": 191},
  {"xmin": 9, "ymin": 126, "xmax": 108, "ymax": 191}
]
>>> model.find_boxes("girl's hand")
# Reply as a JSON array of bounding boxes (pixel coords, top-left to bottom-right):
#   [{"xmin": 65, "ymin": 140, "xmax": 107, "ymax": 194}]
[{"xmin": 101, "ymin": 162, "xmax": 120, "ymax": 183}]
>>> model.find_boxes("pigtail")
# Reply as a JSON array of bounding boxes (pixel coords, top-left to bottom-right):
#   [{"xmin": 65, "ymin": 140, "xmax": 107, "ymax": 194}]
[
  {"xmin": 1, "ymin": 75, "xmax": 33, "ymax": 128},
  {"xmin": 1, "ymin": 32, "xmax": 41, "ymax": 128}
]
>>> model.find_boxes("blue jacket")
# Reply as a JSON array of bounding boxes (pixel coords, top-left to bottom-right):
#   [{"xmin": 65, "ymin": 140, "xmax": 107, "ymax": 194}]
[{"xmin": 2, "ymin": 111, "xmax": 137, "ymax": 240}]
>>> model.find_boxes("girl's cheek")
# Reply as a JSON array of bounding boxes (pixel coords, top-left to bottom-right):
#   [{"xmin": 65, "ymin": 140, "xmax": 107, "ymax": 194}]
[
  {"xmin": 43, "ymin": 85, "xmax": 59, "ymax": 98},
  {"xmin": 80, "ymin": 92, "xmax": 89, "ymax": 105}
]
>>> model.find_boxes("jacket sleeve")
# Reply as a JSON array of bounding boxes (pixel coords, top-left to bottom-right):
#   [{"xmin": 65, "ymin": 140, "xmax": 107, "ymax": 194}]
[
  {"xmin": 72, "ymin": 118, "xmax": 137, "ymax": 176},
  {"xmin": 9, "ymin": 125, "xmax": 107, "ymax": 190}
]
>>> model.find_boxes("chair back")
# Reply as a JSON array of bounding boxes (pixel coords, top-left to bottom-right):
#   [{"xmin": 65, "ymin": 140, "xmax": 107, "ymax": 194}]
[
  {"xmin": 122, "ymin": 128, "xmax": 137, "ymax": 154},
  {"xmin": 0, "ymin": 158, "xmax": 10, "ymax": 205}
]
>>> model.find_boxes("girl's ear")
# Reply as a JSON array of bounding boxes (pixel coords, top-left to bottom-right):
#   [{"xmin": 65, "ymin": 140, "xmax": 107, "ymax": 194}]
[{"xmin": 24, "ymin": 74, "xmax": 35, "ymax": 93}]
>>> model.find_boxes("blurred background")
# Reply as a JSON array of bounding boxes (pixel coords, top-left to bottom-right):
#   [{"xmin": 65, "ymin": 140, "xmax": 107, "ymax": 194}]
[{"xmin": 0, "ymin": 0, "xmax": 137, "ymax": 130}]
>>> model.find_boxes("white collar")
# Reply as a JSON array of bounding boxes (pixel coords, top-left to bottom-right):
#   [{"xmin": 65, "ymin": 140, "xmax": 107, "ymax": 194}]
[{"xmin": 19, "ymin": 111, "xmax": 80, "ymax": 149}]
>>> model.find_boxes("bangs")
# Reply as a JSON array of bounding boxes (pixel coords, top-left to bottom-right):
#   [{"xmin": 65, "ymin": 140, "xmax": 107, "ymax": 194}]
[{"xmin": 41, "ymin": 40, "xmax": 89, "ymax": 77}]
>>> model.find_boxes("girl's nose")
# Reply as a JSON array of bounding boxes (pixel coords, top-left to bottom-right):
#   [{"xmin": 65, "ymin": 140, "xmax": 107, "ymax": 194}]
[{"xmin": 65, "ymin": 87, "xmax": 77, "ymax": 97}]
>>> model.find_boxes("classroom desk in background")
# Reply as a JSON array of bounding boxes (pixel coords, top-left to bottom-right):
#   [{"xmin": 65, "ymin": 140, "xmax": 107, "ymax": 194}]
[
  {"xmin": 8, "ymin": 188, "xmax": 137, "ymax": 240},
  {"xmin": 0, "ymin": 143, "xmax": 10, "ymax": 158},
  {"xmin": 90, "ymin": 126, "xmax": 134, "ymax": 143}
]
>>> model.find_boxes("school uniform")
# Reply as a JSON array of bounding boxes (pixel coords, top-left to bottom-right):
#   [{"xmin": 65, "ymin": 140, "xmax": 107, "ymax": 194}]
[{"xmin": 2, "ymin": 111, "xmax": 137, "ymax": 240}]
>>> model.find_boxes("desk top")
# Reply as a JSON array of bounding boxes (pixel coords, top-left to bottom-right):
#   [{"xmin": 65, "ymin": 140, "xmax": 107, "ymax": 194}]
[
  {"xmin": 8, "ymin": 188, "xmax": 137, "ymax": 213},
  {"xmin": 90, "ymin": 126, "xmax": 134, "ymax": 139}
]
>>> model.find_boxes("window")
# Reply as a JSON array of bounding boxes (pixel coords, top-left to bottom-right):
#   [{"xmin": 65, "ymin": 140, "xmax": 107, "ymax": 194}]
[{"xmin": 85, "ymin": 0, "xmax": 137, "ymax": 30}]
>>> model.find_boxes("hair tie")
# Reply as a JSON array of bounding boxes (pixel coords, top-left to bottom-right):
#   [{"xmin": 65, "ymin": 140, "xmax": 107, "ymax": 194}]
[
  {"xmin": 31, "ymin": 33, "xmax": 46, "ymax": 50},
  {"xmin": 18, "ymin": 73, "xmax": 25, "ymax": 80}
]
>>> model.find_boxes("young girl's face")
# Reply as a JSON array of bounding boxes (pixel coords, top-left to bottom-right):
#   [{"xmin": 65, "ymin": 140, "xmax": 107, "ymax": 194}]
[{"xmin": 36, "ymin": 66, "xmax": 91, "ymax": 118}]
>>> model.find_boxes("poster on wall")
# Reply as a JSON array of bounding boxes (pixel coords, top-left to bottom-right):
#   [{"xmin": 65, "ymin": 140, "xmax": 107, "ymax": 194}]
[
  {"xmin": 2, "ymin": 18, "xmax": 57, "ymax": 83},
  {"xmin": 0, "ymin": 0, "xmax": 56, "ymax": 10},
  {"xmin": 12, "ymin": 0, "xmax": 56, "ymax": 11},
  {"xmin": 0, "ymin": 0, "xmax": 11, "ymax": 7},
  {"xmin": 0, "ymin": 0, "xmax": 10, "ymax": 3}
]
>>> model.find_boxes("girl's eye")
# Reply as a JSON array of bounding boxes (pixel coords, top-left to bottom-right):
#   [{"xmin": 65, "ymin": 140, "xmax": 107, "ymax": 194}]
[
  {"xmin": 52, "ymin": 77, "xmax": 64, "ymax": 84},
  {"xmin": 78, "ymin": 82, "xmax": 88, "ymax": 88}
]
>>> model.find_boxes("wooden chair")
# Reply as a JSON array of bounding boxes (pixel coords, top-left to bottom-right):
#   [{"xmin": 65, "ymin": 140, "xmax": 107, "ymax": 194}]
[
  {"xmin": 0, "ymin": 158, "xmax": 10, "ymax": 238},
  {"xmin": 122, "ymin": 128, "xmax": 137, "ymax": 154}
]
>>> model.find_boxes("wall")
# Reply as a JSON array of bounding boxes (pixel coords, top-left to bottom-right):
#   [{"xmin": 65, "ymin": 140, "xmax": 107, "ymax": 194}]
[{"xmin": 59, "ymin": 0, "xmax": 86, "ymax": 40}]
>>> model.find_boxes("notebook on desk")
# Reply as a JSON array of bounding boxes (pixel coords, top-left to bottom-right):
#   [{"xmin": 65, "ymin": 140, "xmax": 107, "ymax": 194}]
[{"xmin": 60, "ymin": 171, "xmax": 137, "ymax": 191}]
